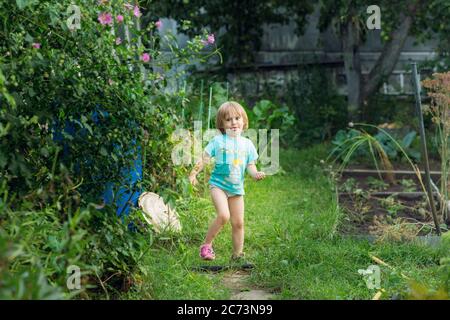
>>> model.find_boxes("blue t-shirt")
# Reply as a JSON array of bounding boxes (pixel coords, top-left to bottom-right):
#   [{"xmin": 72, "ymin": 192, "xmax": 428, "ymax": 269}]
[{"xmin": 204, "ymin": 134, "xmax": 258, "ymax": 195}]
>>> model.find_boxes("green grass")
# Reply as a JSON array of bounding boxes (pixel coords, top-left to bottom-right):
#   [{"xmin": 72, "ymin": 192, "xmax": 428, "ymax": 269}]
[{"xmin": 128, "ymin": 144, "xmax": 448, "ymax": 300}]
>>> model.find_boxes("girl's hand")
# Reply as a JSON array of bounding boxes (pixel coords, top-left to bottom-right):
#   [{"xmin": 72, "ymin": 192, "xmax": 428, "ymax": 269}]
[
  {"xmin": 254, "ymin": 171, "xmax": 265, "ymax": 181},
  {"xmin": 189, "ymin": 174, "xmax": 199, "ymax": 186}
]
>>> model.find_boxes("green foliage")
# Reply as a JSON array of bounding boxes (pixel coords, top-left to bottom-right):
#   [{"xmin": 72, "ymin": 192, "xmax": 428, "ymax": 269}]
[
  {"xmin": 373, "ymin": 130, "xmax": 421, "ymax": 162},
  {"xmin": 415, "ymin": 1, "xmax": 450, "ymax": 71},
  {"xmin": 330, "ymin": 127, "xmax": 422, "ymax": 164},
  {"xmin": 318, "ymin": 0, "xmax": 423, "ymax": 37},
  {"xmin": 400, "ymin": 230, "xmax": 450, "ymax": 299},
  {"xmin": 179, "ymin": 80, "xmax": 230, "ymax": 128},
  {"xmin": 399, "ymin": 179, "xmax": 416, "ymax": 193},
  {"xmin": 0, "ymin": 0, "xmax": 216, "ymax": 200},
  {"xmin": 0, "ymin": 167, "xmax": 154, "ymax": 299},
  {"xmin": 0, "ymin": 228, "xmax": 65, "ymax": 299},
  {"xmin": 331, "ymin": 128, "xmax": 365, "ymax": 160},
  {"xmin": 380, "ymin": 196, "xmax": 404, "ymax": 218},
  {"xmin": 251, "ymin": 99, "xmax": 296, "ymax": 146},
  {"xmin": 367, "ymin": 176, "xmax": 389, "ymax": 191},
  {"xmin": 145, "ymin": 0, "xmax": 314, "ymax": 69},
  {"xmin": 317, "ymin": 0, "xmax": 449, "ymax": 63},
  {"xmin": 285, "ymin": 66, "xmax": 348, "ymax": 147},
  {"xmin": 0, "ymin": 0, "xmax": 218, "ymax": 298},
  {"xmin": 0, "ymin": 68, "xmax": 15, "ymax": 107},
  {"xmin": 362, "ymin": 94, "xmax": 421, "ymax": 127},
  {"xmin": 438, "ymin": 231, "xmax": 450, "ymax": 291},
  {"xmin": 0, "ymin": 199, "xmax": 152, "ymax": 299}
]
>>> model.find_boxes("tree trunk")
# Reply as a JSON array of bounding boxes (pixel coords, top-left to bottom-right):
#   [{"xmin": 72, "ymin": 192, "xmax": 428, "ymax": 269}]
[
  {"xmin": 361, "ymin": 15, "xmax": 414, "ymax": 103},
  {"xmin": 341, "ymin": 1, "xmax": 422, "ymax": 120},
  {"xmin": 342, "ymin": 15, "xmax": 362, "ymax": 121},
  {"xmin": 361, "ymin": 1, "xmax": 421, "ymax": 104}
]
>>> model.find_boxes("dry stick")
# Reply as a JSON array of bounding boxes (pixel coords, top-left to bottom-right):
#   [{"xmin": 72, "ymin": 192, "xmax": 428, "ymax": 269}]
[
  {"xmin": 370, "ymin": 255, "xmax": 410, "ymax": 280},
  {"xmin": 411, "ymin": 62, "xmax": 441, "ymax": 235},
  {"xmin": 339, "ymin": 169, "xmax": 442, "ymax": 175},
  {"xmin": 182, "ymin": 81, "xmax": 187, "ymax": 123},
  {"xmin": 429, "ymin": 179, "xmax": 445, "ymax": 209},
  {"xmin": 366, "ymin": 243, "xmax": 386, "ymax": 301},
  {"xmin": 372, "ymin": 292, "xmax": 382, "ymax": 300},
  {"xmin": 95, "ymin": 269, "xmax": 110, "ymax": 300},
  {"xmin": 198, "ymin": 80, "xmax": 207, "ymax": 197},
  {"xmin": 207, "ymin": 85, "xmax": 213, "ymax": 130},
  {"xmin": 103, "ymin": 272, "xmax": 122, "ymax": 284},
  {"xmin": 339, "ymin": 191, "xmax": 437, "ymax": 198},
  {"xmin": 198, "ymin": 80, "xmax": 204, "ymax": 122}
]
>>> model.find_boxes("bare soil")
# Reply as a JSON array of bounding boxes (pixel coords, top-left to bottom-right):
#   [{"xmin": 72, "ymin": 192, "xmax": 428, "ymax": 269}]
[{"xmin": 335, "ymin": 163, "xmax": 450, "ymax": 236}]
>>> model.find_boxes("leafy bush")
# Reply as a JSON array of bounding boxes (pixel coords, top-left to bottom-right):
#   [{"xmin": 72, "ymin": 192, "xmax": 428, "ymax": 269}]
[
  {"xmin": 176, "ymin": 80, "xmax": 229, "ymax": 128},
  {"xmin": 439, "ymin": 231, "xmax": 450, "ymax": 292},
  {"xmin": 0, "ymin": 191, "xmax": 152, "ymax": 299},
  {"xmin": 285, "ymin": 66, "xmax": 348, "ymax": 147},
  {"xmin": 0, "ymin": 227, "xmax": 65, "ymax": 300},
  {"xmin": 373, "ymin": 130, "xmax": 421, "ymax": 162},
  {"xmin": 330, "ymin": 128, "xmax": 366, "ymax": 160},
  {"xmin": 330, "ymin": 127, "xmax": 422, "ymax": 164},
  {"xmin": 250, "ymin": 99, "xmax": 296, "ymax": 146},
  {"xmin": 0, "ymin": 0, "xmax": 218, "ymax": 298}
]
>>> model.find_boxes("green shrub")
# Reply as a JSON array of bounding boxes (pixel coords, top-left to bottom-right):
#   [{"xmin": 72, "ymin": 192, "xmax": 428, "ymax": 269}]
[
  {"xmin": 0, "ymin": 195, "xmax": 152, "ymax": 299},
  {"xmin": 0, "ymin": 0, "xmax": 218, "ymax": 298},
  {"xmin": 285, "ymin": 66, "xmax": 348, "ymax": 147},
  {"xmin": 330, "ymin": 127, "xmax": 422, "ymax": 164},
  {"xmin": 250, "ymin": 99, "xmax": 296, "ymax": 146}
]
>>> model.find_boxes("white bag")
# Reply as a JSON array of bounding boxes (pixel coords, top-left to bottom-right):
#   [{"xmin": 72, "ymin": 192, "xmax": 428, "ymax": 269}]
[{"xmin": 138, "ymin": 192, "xmax": 182, "ymax": 233}]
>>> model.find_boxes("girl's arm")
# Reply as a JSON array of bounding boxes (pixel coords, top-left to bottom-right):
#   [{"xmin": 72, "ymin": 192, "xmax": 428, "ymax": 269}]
[
  {"xmin": 188, "ymin": 152, "xmax": 211, "ymax": 186},
  {"xmin": 247, "ymin": 162, "xmax": 265, "ymax": 181}
]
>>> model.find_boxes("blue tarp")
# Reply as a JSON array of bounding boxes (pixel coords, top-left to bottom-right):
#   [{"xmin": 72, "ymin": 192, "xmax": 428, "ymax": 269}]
[
  {"xmin": 102, "ymin": 144, "xmax": 142, "ymax": 216},
  {"xmin": 52, "ymin": 109, "xmax": 142, "ymax": 217}
]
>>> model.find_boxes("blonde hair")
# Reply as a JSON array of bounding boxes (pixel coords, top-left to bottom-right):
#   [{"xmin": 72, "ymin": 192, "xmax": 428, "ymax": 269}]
[{"xmin": 215, "ymin": 101, "xmax": 249, "ymax": 134}]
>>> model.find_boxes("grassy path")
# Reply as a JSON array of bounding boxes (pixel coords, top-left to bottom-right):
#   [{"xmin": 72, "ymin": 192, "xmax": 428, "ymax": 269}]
[{"xmin": 130, "ymin": 144, "xmax": 446, "ymax": 300}]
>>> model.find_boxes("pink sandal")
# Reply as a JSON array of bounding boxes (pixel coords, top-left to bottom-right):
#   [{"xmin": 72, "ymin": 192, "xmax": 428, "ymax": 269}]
[{"xmin": 199, "ymin": 243, "xmax": 215, "ymax": 260}]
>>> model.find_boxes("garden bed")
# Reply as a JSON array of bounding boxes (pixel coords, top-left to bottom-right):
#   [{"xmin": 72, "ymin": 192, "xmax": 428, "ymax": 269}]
[{"xmin": 334, "ymin": 163, "xmax": 450, "ymax": 239}]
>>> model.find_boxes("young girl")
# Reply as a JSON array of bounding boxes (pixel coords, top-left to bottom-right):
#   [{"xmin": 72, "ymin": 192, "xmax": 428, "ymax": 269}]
[{"xmin": 188, "ymin": 101, "xmax": 265, "ymax": 261}]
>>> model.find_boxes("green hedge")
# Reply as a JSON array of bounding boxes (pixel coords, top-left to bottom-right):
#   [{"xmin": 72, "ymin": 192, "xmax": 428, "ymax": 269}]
[{"xmin": 0, "ymin": 0, "xmax": 217, "ymax": 298}]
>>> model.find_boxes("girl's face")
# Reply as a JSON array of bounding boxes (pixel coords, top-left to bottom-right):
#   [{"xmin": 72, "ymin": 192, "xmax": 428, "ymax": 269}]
[{"xmin": 223, "ymin": 112, "xmax": 244, "ymax": 137}]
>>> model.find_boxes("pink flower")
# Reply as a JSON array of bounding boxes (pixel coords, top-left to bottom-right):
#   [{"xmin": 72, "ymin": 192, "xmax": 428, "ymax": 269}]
[
  {"xmin": 155, "ymin": 20, "xmax": 162, "ymax": 29},
  {"xmin": 201, "ymin": 34, "xmax": 215, "ymax": 46},
  {"xmin": 98, "ymin": 12, "xmax": 113, "ymax": 26},
  {"xmin": 124, "ymin": 3, "xmax": 133, "ymax": 10},
  {"xmin": 116, "ymin": 15, "xmax": 124, "ymax": 23},
  {"xmin": 141, "ymin": 53, "xmax": 151, "ymax": 63},
  {"xmin": 133, "ymin": 5, "xmax": 142, "ymax": 17},
  {"xmin": 32, "ymin": 42, "xmax": 41, "ymax": 49},
  {"xmin": 108, "ymin": 79, "xmax": 114, "ymax": 85},
  {"xmin": 115, "ymin": 37, "xmax": 122, "ymax": 45}
]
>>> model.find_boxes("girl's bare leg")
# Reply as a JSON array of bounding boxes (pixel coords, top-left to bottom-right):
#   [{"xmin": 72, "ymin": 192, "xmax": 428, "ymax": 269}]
[
  {"xmin": 228, "ymin": 195, "xmax": 245, "ymax": 256},
  {"xmin": 204, "ymin": 187, "xmax": 230, "ymax": 244}
]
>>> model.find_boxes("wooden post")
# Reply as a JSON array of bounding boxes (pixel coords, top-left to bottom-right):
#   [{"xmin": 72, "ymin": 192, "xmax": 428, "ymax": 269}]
[{"xmin": 411, "ymin": 62, "xmax": 441, "ymax": 235}]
